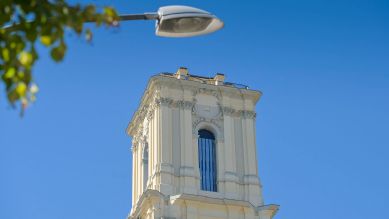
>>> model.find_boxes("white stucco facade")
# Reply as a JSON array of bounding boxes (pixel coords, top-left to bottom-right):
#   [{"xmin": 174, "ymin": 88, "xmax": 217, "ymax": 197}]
[{"xmin": 127, "ymin": 68, "xmax": 278, "ymax": 219}]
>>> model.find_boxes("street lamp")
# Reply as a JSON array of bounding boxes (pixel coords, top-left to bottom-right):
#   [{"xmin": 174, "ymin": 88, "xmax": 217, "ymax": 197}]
[
  {"xmin": 119, "ymin": 5, "xmax": 224, "ymax": 37},
  {"xmin": 2, "ymin": 5, "xmax": 224, "ymax": 37}
]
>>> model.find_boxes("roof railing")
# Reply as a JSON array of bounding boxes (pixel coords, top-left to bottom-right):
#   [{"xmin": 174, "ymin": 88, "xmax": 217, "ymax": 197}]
[{"xmin": 157, "ymin": 72, "xmax": 249, "ymax": 89}]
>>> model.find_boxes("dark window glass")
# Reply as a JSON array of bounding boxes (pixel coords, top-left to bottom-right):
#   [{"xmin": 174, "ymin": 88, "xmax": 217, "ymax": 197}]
[{"xmin": 198, "ymin": 129, "xmax": 217, "ymax": 192}]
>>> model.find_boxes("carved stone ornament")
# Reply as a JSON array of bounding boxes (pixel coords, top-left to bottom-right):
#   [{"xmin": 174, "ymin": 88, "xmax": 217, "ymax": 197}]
[
  {"xmin": 171, "ymin": 100, "xmax": 194, "ymax": 110},
  {"xmin": 191, "ymin": 116, "xmax": 224, "ymax": 140},
  {"xmin": 159, "ymin": 97, "xmax": 173, "ymax": 106},
  {"xmin": 222, "ymin": 106, "xmax": 256, "ymax": 119},
  {"xmin": 183, "ymin": 100, "xmax": 195, "ymax": 110},
  {"xmin": 241, "ymin": 110, "xmax": 256, "ymax": 119},
  {"xmin": 152, "ymin": 97, "xmax": 194, "ymax": 110},
  {"xmin": 193, "ymin": 88, "xmax": 221, "ymax": 101},
  {"xmin": 222, "ymin": 106, "xmax": 236, "ymax": 116},
  {"xmin": 130, "ymin": 94, "xmax": 255, "ymax": 151}
]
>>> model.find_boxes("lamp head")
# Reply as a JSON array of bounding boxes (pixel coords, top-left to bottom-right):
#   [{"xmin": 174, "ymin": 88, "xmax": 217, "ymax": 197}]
[{"xmin": 156, "ymin": 6, "xmax": 224, "ymax": 37}]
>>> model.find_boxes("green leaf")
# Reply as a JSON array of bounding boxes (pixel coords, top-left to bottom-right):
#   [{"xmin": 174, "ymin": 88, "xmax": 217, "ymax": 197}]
[
  {"xmin": 19, "ymin": 51, "xmax": 33, "ymax": 67},
  {"xmin": 0, "ymin": 1, "xmax": 119, "ymax": 111},
  {"xmin": 17, "ymin": 71, "xmax": 25, "ymax": 80},
  {"xmin": 4, "ymin": 67, "xmax": 16, "ymax": 79},
  {"xmin": 50, "ymin": 43, "xmax": 67, "ymax": 62},
  {"xmin": 40, "ymin": 35, "xmax": 52, "ymax": 46},
  {"xmin": 16, "ymin": 82, "xmax": 27, "ymax": 97},
  {"xmin": 26, "ymin": 30, "xmax": 38, "ymax": 42},
  {"xmin": 62, "ymin": 7, "xmax": 69, "ymax": 15},
  {"xmin": 103, "ymin": 7, "xmax": 116, "ymax": 17},
  {"xmin": 2, "ymin": 48, "xmax": 10, "ymax": 61},
  {"xmin": 7, "ymin": 90, "xmax": 19, "ymax": 104}
]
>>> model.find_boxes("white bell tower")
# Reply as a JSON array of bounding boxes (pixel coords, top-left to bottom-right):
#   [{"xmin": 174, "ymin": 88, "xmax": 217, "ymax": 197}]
[{"xmin": 127, "ymin": 67, "xmax": 278, "ymax": 219}]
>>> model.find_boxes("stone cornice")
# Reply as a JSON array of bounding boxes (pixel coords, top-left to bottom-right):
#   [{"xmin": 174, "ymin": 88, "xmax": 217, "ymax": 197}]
[
  {"xmin": 126, "ymin": 76, "xmax": 159, "ymax": 137},
  {"xmin": 128, "ymin": 189, "xmax": 166, "ymax": 219},
  {"xmin": 128, "ymin": 189, "xmax": 279, "ymax": 219},
  {"xmin": 257, "ymin": 204, "xmax": 280, "ymax": 218},
  {"xmin": 156, "ymin": 75, "xmax": 262, "ymax": 101}
]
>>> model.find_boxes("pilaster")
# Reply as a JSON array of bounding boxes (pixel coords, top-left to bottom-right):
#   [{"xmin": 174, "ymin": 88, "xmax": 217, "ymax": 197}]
[{"xmin": 223, "ymin": 113, "xmax": 239, "ymax": 199}]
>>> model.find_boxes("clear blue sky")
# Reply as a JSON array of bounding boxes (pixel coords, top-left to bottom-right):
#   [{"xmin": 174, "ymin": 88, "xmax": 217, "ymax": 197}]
[{"xmin": 1, "ymin": 0, "xmax": 388, "ymax": 218}]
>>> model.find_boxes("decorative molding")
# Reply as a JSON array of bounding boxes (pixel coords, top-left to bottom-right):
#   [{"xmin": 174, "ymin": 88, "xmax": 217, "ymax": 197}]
[
  {"xmin": 154, "ymin": 97, "xmax": 196, "ymax": 110},
  {"xmin": 192, "ymin": 117, "xmax": 224, "ymax": 141},
  {"xmin": 127, "ymin": 75, "xmax": 261, "ymax": 136},
  {"xmin": 129, "ymin": 96, "xmax": 256, "ymax": 151},
  {"xmin": 222, "ymin": 106, "xmax": 256, "ymax": 119},
  {"xmin": 184, "ymin": 100, "xmax": 195, "ymax": 110},
  {"xmin": 170, "ymin": 99, "xmax": 194, "ymax": 110},
  {"xmin": 193, "ymin": 87, "xmax": 221, "ymax": 100},
  {"xmin": 241, "ymin": 110, "xmax": 256, "ymax": 119},
  {"xmin": 128, "ymin": 95, "xmax": 256, "ymax": 138},
  {"xmin": 222, "ymin": 106, "xmax": 235, "ymax": 116},
  {"xmin": 243, "ymin": 174, "xmax": 261, "ymax": 185},
  {"xmin": 146, "ymin": 110, "xmax": 153, "ymax": 121},
  {"xmin": 130, "ymin": 144, "xmax": 136, "ymax": 153},
  {"xmin": 157, "ymin": 97, "xmax": 173, "ymax": 106}
]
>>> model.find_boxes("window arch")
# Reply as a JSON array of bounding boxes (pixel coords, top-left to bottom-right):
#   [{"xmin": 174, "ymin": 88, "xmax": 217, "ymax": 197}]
[{"xmin": 198, "ymin": 129, "xmax": 217, "ymax": 192}]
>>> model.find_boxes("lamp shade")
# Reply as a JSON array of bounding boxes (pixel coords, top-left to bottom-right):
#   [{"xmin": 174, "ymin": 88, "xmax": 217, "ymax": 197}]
[{"xmin": 156, "ymin": 6, "xmax": 224, "ymax": 37}]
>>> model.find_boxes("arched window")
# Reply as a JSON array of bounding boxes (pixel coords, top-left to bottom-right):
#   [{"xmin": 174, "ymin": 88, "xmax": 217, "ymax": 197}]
[
  {"xmin": 142, "ymin": 143, "xmax": 149, "ymax": 191},
  {"xmin": 198, "ymin": 129, "xmax": 217, "ymax": 192}
]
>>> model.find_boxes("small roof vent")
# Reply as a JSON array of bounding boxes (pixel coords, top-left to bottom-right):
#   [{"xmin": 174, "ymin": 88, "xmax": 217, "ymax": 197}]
[
  {"xmin": 176, "ymin": 67, "xmax": 189, "ymax": 79},
  {"xmin": 214, "ymin": 73, "xmax": 225, "ymax": 85}
]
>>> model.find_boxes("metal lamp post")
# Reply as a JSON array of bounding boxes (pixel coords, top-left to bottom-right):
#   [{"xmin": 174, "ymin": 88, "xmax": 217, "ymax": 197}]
[{"xmin": 2, "ymin": 5, "xmax": 224, "ymax": 37}]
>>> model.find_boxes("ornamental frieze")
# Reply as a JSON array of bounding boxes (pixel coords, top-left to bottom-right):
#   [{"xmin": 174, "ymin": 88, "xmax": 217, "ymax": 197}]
[
  {"xmin": 128, "ymin": 96, "xmax": 256, "ymax": 142},
  {"xmin": 193, "ymin": 88, "xmax": 221, "ymax": 100},
  {"xmin": 222, "ymin": 106, "xmax": 256, "ymax": 119}
]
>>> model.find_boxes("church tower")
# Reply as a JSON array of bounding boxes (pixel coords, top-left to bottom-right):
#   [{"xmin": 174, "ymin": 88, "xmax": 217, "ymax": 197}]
[{"xmin": 126, "ymin": 68, "xmax": 278, "ymax": 219}]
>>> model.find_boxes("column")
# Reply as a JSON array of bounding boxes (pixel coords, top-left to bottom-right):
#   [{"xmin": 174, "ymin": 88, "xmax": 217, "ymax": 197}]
[
  {"xmin": 131, "ymin": 142, "xmax": 136, "ymax": 208},
  {"xmin": 223, "ymin": 114, "xmax": 239, "ymax": 199},
  {"xmin": 158, "ymin": 99, "xmax": 174, "ymax": 194},
  {"xmin": 242, "ymin": 111, "xmax": 263, "ymax": 206},
  {"xmin": 179, "ymin": 100, "xmax": 196, "ymax": 194}
]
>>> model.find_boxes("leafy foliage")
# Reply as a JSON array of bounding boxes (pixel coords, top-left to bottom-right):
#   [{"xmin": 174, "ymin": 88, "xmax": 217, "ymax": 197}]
[{"xmin": 0, "ymin": 0, "xmax": 119, "ymax": 114}]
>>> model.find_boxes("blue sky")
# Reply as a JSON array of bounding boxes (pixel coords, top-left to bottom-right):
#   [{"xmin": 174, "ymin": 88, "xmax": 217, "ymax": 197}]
[{"xmin": 1, "ymin": 0, "xmax": 388, "ymax": 218}]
